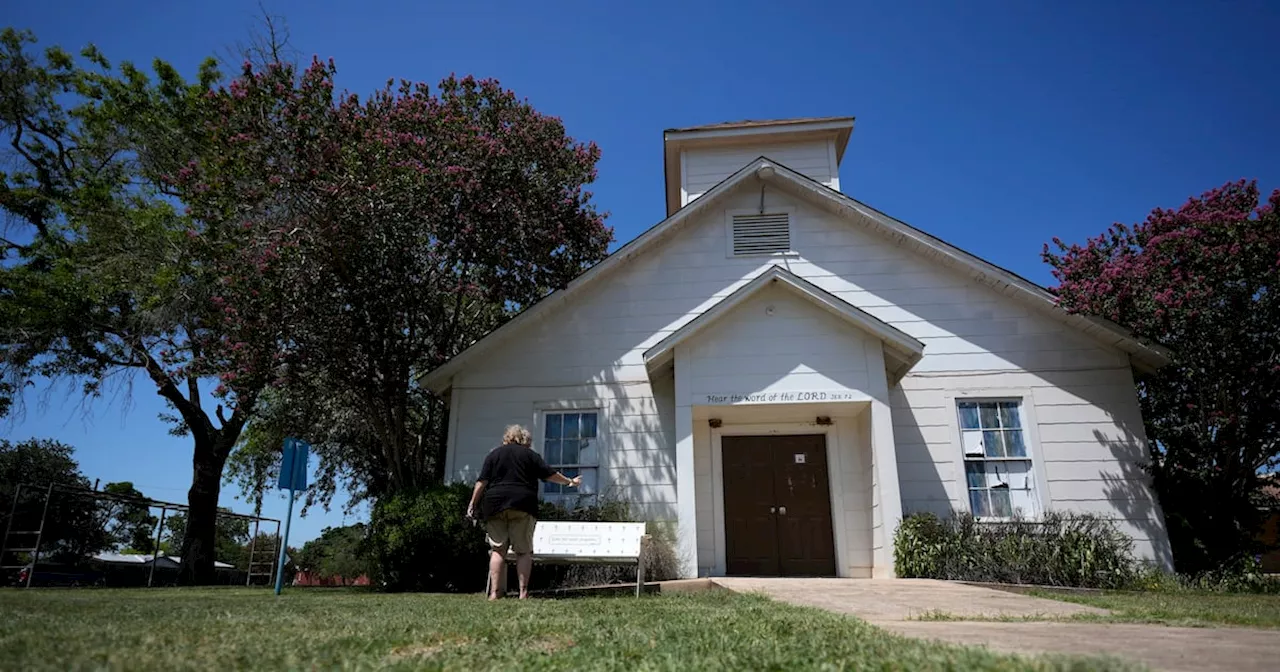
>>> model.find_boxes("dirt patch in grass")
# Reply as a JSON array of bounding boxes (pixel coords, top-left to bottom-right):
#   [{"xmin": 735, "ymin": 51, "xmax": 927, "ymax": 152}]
[
  {"xmin": 528, "ymin": 633, "xmax": 575, "ymax": 654},
  {"xmin": 388, "ymin": 635, "xmax": 471, "ymax": 661}
]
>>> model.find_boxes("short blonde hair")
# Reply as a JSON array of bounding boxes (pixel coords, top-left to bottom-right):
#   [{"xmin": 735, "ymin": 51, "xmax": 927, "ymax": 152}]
[{"xmin": 503, "ymin": 424, "xmax": 532, "ymax": 446}]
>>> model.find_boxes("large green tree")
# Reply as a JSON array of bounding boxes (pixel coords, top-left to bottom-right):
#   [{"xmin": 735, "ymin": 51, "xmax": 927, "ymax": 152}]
[
  {"xmin": 1044, "ymin": 180, "xmax": 1280, "ymax": 572},
  {"xmin": 162, "ymin": 508, "xmax": 250, "ymax": 568},
  {"xmin": 98, "ymin": 482, "xmax": 158, "ymax": 553},
  {"xmin": 0, "ymin": 28, "xmax": 284, "ymax": 583},
  {"xmin": 295, "ymin": 523, "xmax": 368, "ymax": 583}
]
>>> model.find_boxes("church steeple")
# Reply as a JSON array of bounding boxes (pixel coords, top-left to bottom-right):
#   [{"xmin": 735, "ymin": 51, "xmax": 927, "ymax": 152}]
[{"xmin": 662, "ymin": 117, "xmax": 854, "ymax": 216}]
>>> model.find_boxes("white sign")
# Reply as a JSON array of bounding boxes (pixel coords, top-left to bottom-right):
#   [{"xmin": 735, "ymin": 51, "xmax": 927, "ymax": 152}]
[
  {"xmin": 794, "ymin": 453, "xmax": 806, "ymax": 464},
  {"xmin": 701, "ymin": 390, "xmax": 864, "ymax": 405},
  {"xmin": 548, "ymin": 534, "xmax": 603, "ymax": 547}
]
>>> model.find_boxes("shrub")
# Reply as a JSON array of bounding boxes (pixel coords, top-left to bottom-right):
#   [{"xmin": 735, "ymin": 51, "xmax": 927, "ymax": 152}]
[
  {"xmin": 894, "ymin": 510, "xmax": 1139, "ymax": 589},
  {"xmin": 367, "ymin": 484, "xmax": 678, "ymax": 593},
  {"xmin": 1133, "ymin": 554, "xmax": 1280, "ymax": 594},
  {"xmin": 367, "ymin": 483, "xmax": 488, "ymax": 592}
]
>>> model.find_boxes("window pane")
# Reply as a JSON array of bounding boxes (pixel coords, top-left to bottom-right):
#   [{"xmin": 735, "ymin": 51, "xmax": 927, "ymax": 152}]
[
  {"xmin": 544, "ymin": 480, "xmax": 560, "ymax": 495},
  {"xmin": 579, "ymin": 439, "xmax": 598, "ymax": 466},
  {"xmin": 561, "ymin": 467, "xmax": 579, "ymax": 479},
  {"xmin": 1005, "ymin": 459, "xmax": 1029, "ymax": 482},
  {"xmin": 983, "ymin": 430, "xmax": 1006, "ymax": 458},
  {"xmin": 998, "ymin": 402, "xmax": 1021, "ymax": 429},
  {"xmin": 990, "ymin": 488, "xmax": 1013, "ymax": 518},
  {"xmin": 958, "ymin": 403, "xmax": 981, "ymax": 430},
  {"xmin": 969, "ymin": 490, "xmax": 990, "ymax": 517},
  {"xmin": 562, "ymin": 413, "xmax": 580, "ymax": 439},
  {"xmin": 962, "ymin": 430, "xmax": 985, "ymax": 456},
  {"xmin": 1005, "ymin": 430, "xmax": 1026, "ymax": 457},
  {"xmin": 965, "ymin": 462, "xmax": 985, "ymax": 488},
  {"xmin": 544, "ymin": 414, "xmax": 562, "ymax": 440},
  {"xmin": 561, "ymin": 439, "xmax": 579, "ymax": 466},
  {"xmin": 1011, "ymin": 485, "xmax": 1036, "ymax": 517},
  {"xmin": 581, "ymin": 413, "xmax": 598, "ymax": 438},
  {"xmin": 985, "ymin": 462, "xmax": 1008, "ymax": 489},
  {"xmin": 578, "ymin": 468, "xmax": 598, "ymax": 495},
  {"xmin": 979, "ymin": 403, "xmax": 1000, "ymax": 429},
  {"xmin": 543, "ymin": 439, "xmax": 561, "ymax": 466}
]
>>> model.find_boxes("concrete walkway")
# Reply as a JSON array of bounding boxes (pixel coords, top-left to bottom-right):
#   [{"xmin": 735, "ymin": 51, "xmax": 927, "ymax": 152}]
[{"xmin": 712, "ymin": 578, "xmax": 1280, "ymax": 672}]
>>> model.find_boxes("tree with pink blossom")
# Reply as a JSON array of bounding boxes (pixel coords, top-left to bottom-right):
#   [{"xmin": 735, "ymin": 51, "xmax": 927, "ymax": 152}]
[
  {"xmin": 1044, "ymin": 180, "xmax": 1280, "ymax": 572},
  {"xmin": 210, "ymin": 63, "xmax": 612, "ymax": 509}
]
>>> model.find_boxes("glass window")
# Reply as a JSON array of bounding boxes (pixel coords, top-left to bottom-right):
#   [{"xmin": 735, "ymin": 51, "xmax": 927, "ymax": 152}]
[
  {"xmin": 540, "ymin": 410, "xmax": 600, "ymax": 504},
  {"xmin": 957, "ymin": 400, "xmax": 1038, "ymax": 520}
]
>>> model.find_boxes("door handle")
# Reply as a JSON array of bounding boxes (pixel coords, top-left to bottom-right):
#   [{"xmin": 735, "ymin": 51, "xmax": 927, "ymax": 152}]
[{"xmin": 778, "ymin": 506, "xmax": 787, "ymax": 515}]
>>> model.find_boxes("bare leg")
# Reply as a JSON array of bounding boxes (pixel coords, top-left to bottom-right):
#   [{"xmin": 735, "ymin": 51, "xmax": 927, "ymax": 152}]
[
  {"xmin": 488, "ymin": 548, "xmax": 506, "ymax": 600},
  {"xmin": 516, "ymin": 553, "xmax": 533, "ymax": 599}
]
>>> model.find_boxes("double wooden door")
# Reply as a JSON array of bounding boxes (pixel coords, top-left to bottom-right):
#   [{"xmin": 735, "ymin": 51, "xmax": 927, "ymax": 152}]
[{"xmin": 722, "ymin": 434, "xmax": 836, "ymax": 576}]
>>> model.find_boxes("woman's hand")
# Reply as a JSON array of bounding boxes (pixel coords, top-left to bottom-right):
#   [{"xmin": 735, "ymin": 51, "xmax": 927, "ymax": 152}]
[{"xmin": 568, "ymin": 476, "xmax": 582, "ymax": 488}]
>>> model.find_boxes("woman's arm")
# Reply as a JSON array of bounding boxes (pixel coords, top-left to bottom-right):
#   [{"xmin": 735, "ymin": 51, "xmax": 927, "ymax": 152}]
[
  {"xmin": 546, "ymin": 472, "xmax": 582, "ymax": 487},
  {"xmin": 466, "ymin": 481, "xmax": 486, "ymax": 519}
]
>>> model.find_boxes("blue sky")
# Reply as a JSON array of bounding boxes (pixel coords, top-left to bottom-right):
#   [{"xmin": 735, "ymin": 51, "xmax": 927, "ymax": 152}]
[{"xmin": 6, "ymin": 0, "xmax": 1278, "ymax": 543}]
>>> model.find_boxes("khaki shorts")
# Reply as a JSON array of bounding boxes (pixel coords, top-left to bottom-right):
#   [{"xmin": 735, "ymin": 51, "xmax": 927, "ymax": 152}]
[{"xmin": 485, "ymin": 509, "xmax": 536, "ymax": 555}]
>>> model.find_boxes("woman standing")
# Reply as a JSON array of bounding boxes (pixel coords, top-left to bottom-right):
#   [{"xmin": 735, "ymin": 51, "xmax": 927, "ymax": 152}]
[{"xmin": 466, "ymin": 424, "xmax": 581, "ymax": 599}]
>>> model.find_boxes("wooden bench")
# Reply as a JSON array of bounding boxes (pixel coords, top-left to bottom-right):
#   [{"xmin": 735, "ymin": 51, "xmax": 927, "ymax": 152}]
[{"xmin": 487, "ymin": 521, "xmax": 651, "ymax": 597}]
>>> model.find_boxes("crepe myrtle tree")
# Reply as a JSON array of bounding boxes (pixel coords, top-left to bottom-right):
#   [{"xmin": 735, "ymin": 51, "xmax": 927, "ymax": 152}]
[
  {"xmin": 1043, "ymin": 180, "xmax": 1280, "ymax": 572},
  {"xmin": 215, "ymin": 67, "xmax": 612, "ymax": 506}
]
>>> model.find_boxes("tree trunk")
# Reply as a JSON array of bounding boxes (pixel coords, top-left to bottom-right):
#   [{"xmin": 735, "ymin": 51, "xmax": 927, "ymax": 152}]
[{"xmin": 177, "ymin": 434, "xmax": 230, "ymax": 585}]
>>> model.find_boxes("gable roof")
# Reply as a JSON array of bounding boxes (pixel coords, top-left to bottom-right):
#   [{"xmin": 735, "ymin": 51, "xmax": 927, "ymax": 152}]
[
  {"xmin": 420, "ymin": 157, "xmax": 1170, "ymax": 393},
  {"xmin": 643, "ymin": 265, "xmax": 925, "ymax": 383}
]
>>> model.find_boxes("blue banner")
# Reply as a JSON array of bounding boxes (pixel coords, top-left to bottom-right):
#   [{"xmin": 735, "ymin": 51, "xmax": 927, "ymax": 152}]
[{"xmin": 278, "ymin": 438, "xmax": 310, "ymax": 491}]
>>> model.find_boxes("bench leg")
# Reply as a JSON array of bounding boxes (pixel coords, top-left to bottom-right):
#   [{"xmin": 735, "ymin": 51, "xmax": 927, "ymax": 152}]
[{"xmin": 636, "ymin": 553, "xmax": 646, "ymax": 597}]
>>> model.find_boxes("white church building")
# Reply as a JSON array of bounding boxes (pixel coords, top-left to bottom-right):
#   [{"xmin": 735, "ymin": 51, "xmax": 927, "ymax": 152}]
[{"xmin": 422, "ymin": 117, "xmax": 1173, "ymax": 579}]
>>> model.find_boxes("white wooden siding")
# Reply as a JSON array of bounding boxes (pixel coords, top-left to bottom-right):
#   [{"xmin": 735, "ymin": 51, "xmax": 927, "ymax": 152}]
[
  {"xmin": 685, "ymin": 285, "xmax": 873, "ymax": 399},
  {"xmin": 683, "ymin": 140, "xmax": 835, "ymax": 205},
  {"xmin": 445, "ymin": 180, "xmax": 1171, "ymax": 567}
]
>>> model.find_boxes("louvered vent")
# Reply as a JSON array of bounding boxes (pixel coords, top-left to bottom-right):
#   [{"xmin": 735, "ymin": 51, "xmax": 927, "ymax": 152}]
[{"xmin": 731, "ymin": 213, "xmax": 791, "ymax": 256}]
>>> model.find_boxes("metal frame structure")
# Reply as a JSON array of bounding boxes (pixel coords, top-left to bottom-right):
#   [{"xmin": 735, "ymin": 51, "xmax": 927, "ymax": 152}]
[{"xmin": 1, "ymin": 482, "xmax": 281, "ymax": 588}]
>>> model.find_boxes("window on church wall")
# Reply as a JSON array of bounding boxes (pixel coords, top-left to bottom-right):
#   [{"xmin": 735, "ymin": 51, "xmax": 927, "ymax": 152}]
[
  {"xmin": 957, "ymin": 400, "xmax": 1040, "ymax": 520},
  {"xmin": 540, "ymin": 410, "xmax": 600, "ymax": 505}
]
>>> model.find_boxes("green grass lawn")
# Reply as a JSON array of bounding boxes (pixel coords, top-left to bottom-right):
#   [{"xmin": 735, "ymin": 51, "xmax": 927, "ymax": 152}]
[
  {"xmin": 0, "ymin": 587, "xmax": 1135, "ymax": 671},
  {"xmin": 1027, "ymin": 589, "xmax": 1280, "ymax": 629}
]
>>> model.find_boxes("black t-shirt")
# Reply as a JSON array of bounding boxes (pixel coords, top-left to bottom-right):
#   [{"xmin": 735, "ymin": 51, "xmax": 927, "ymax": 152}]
[{"xmin": 477, "ymin": 443, "xmax": 556, "ymax": 519}]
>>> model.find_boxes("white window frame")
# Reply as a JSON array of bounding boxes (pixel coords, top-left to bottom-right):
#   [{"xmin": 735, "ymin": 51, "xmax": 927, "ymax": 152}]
[
  {"xmin": 724, "ymin": 207, "xmax": 798, "ymax": 258},
  {"xmin": 944, "ymin": 389, "xmax": 1051, "ymax": 522},
  {"xmin": 533, "ymin": 403, "xmax": 603, "ymax": 506}
]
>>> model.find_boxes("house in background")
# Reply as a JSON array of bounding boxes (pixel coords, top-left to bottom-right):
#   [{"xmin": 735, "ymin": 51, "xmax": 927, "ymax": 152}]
[
  {"xmin": 1259, "ymin": 475, "xmax": 1280, "ymax": 573},
  {"xmin": 422, "ymin": 117, "xmax": 1174, "ymax": 579}
]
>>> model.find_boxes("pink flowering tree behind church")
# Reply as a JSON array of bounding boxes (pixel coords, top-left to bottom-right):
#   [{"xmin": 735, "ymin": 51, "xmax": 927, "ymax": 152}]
[
  {"xmin": 1044, "ymin": 181, "xmax": 1280, "ymax": 573},
  {"xmin": 188, "ymin": 59, "xmax": 613, "ymax": 509}
]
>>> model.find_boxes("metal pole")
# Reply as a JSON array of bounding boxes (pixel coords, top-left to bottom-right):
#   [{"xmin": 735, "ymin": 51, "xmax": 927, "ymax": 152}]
[
  {"xmin": 149, "ymin": 506, "xmax": 168, "ymax": 588},
  {"xmin": 269, "ymin": 519, "xmax": 281, "ymax": 588},
  {"xmin": 245, "ymin": 517, "xmax": 260, "ymax": 586},
  {"xmin": 273, "ymin": 490, "xmax": 295, "ymax": 595},
  {"xmin": 26, "ymin": 484, "xmax": 55, "ymax": 588},
  {"xmin": 1, "ymin": 484, "xmax": 23, "ymax": 565}
]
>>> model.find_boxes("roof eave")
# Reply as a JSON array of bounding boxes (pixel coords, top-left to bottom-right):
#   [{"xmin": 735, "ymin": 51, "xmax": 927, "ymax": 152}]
[
  {"xmin": 642, "ymin": 265, "xmax": 925, "ymax": 375},
  {"xmin": 421, "ymin": 155, "xmax": 1171, "ymax": 392},
  {"xmin": 418, "ymin": 158, "xmax": 781, "ymax": 393},
  {"xmin": 749, "ymin": 163, "xmax": 1173, "ymax": 372}
]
